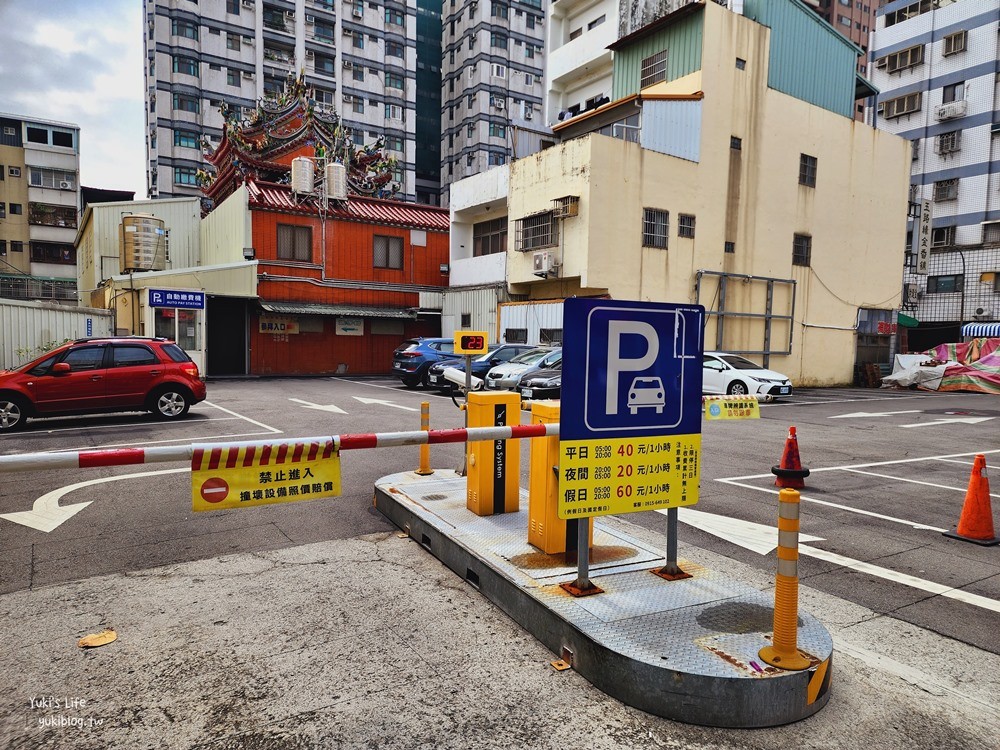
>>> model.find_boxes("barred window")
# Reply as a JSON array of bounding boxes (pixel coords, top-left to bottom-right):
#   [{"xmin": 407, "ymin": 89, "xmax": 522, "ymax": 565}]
[
  {"xmin": 799, "ymin": 154, "xmax": 817, "ymax": 187},
  {"xmin": 792, "ymin": 234, "xmax": 812, "ymax": 266},
  {"xmin": 373, "ymin": 235, "xmax": 403, "ymax": 268},
  {"xmin": 927, "ymin": 274, "xmax": 962, "ymax": 293},
  {"xmin": 277, "ymin": 224, "xmax": 312, "ymax": 262},
  {"xmin": 515, "ymin": 212, "xmax": 558, "ymax": 251},
  {"xmin": 933, "ymin": 179, "xmax": 958, "ymax": 202},
  {"xmin": 642, "ymin": 208, "xmax": 668, "ymax": 249},
  {"xmin": 640, "ymin": 49, "xmax": 668, "ymax": 89},
  {"xmin": 942, "ymin": 30, "xmax": 966, "ymax": 56},
  {"xmin": 678, "ymin": 214, "xmax": 696, "ymax": 239},
  {"xmin": 880, "ymin": 92, "xmax": 921, "ymax": 118},
  {"xmin": 504, "ymin": 328, "xmax": 527, "ymax": 343},
  {"xmin": 935, "ymin": 130, "xmax": 961, "ymax": 154}
]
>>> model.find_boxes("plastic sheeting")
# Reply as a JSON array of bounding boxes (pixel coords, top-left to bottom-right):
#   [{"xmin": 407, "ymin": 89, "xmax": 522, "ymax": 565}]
[{"xmin": 883, "ymin": 338, "xmax": 1000, "ymax": 395}]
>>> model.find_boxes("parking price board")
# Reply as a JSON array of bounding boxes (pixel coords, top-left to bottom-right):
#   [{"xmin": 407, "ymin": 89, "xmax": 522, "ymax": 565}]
[
  {"xmin": 191, "ymin": 440, "xmax": 341, "ymax": 512},
  {"xmin": 559, "ymin": 299, "xmax": 704, "ymax": 519}
]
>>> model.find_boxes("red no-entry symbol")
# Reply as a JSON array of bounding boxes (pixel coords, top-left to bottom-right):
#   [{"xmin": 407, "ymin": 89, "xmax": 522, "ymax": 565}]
[{"xmin": 200, "ymin": 477, "xmax": 229, "ymax": 503}]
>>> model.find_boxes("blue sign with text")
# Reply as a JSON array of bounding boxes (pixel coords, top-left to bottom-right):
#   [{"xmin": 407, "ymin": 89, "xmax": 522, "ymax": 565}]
[
  {"xmin": 560, "ymin": 299, "xmax": 704, "ymax": 441},
  {"xmin": 148, "ymin": 288, "xmax": 205, "ymax": 310}
]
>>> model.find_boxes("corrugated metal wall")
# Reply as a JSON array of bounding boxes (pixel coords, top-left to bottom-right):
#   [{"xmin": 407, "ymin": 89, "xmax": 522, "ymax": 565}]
[
  {"xmin": 498, "ymin": 300, "xmax": 565, "ymax": 344},
  {"xmin": 612, "ymin": 11, "xmax": 704, "ymax": 101},
  {"xmin": 0, "ymin": 299, "xmax": 112, "ymax": 369},
  {"xmin": 442, "ymin": 286, "xmax": 505, "ymax": 342},
  {"xmin": 742, "ymin": 0, "xmax": 858, "ymax": 119},
  {"xmin": 640, "ymin": 100, "xmax": 702, "ymax": 161}
]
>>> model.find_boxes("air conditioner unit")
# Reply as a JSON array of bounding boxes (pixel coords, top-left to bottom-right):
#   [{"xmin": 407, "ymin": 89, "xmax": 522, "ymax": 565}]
[
  {"xmin": 343, "ymin": 94, "xmax": 353, "ymax": 102},
  {"xmin": 343, "ymin": 59, "xmax": 353, "ymax": 69},
  {"xmin": 242, "ymin": 0, "xmax": 253, "ymax": 7},
  {"xmin": 532, "ymin": 251, "xmax": 555, "ymax": 277},
  {"xmin": 493, "ymin": 98, "xmax": 505, "ymax": 110},
  {"xmin": 935, "ymin": 100, "xmax": 967, "ymax": 120},
  {"xmin": 58, "ymin": 180, "xmax": 73, "ymax": 190},
  {"xmin": 306, "ymin": 50, "xmax": 314, "ymax": 59},
  {"xmin": 973, "ymin": 306, "xmax": 994, "ymax": 319},
  {"xmin": 242, "ymin": 69, "xmax": 254, "ymax": 78},
  {"xmin": 524, "ymin": 111, "xmax": 532, "ymax": 121},
  {"xmin": 285, "ymin": 10, "xmax": 295, "ymax": 18},
  {"xmin": 353, "ymin": 7, "xmax": 363, "ymax": 17},
  {"xmin": 305, "ymin": 14, "xmax": 315, "ymax": 24}
]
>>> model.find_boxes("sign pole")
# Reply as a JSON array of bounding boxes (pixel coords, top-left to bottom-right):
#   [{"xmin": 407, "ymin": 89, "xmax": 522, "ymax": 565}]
[
  {"xmin": 652, "ymin": 507, "xmax": 691, "ymax": 580},
  {"xmin": 574, "ymin": 517, "xmax": 591, "ymax": 590},
  {"xmin": 457, "ymin": 354, "xmax": 473, "ymax": 476}
]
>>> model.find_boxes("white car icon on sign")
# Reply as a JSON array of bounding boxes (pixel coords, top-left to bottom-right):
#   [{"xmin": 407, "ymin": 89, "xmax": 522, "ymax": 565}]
[{"xmin": 627, "ymin": 377, "xmax": 665, "ymax": 414}]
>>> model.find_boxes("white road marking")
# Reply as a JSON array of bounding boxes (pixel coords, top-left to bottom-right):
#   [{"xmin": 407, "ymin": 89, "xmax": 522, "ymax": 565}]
[
  {"xmin": 719, "ymin": 448, "xmax": 1000, "ymax": 480},
  {"xmin": 840, "ymin": 467, "xmax": 1000, "ymax": 498},
  {"xmin": 714, "ymin": 478, "xmax": 948, "ymax": 532},
  {"xmin": 1, "ymin": 467, "xmax": 188, "ymax": 532},
  {"xmin": 203, "ymin": 400, "xmax": 282, "ymax": 432},
  {"xmin": 669, "ymin": 507, "xmax": 1000, "ymax": 614},
  {"xmin": 0, "ymin": 417, "xmax": 242, "ymax": 439},
  {"xmin": 289, "ymin": 398, "xmax": 348, "ymax": 414},
  {"xmin": 352, "ymin": 396, "xmax": 419, "ymax": 412},
  {"xmin": 900, "ymin": 416, "xmax": 995, "ymax": 428},
  {"xmin": 339, "ymin": 378, "xmax": 454, "ymax": 399},
  {"xmin": 828, "ymin": 410, "xmax": 922, "ymax": 419},
  {"xmin": 766, "ymin": 394, "xmax": 931, "ymax": 407}
]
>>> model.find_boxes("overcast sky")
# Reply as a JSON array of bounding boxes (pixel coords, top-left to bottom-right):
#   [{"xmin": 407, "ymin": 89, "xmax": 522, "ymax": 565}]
[{"xmin": 0, "ymin": 0, "xmax": 145, "ymax": 196}]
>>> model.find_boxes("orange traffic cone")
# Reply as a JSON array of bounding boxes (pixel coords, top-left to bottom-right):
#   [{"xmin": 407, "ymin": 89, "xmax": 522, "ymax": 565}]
[
  {"xmin": 944, "ymin": 454, "xmax": 999, "ymax": 546},
  {"xmin": 771, "ymin": 426, "xmax": 810, "ymax": 489}
]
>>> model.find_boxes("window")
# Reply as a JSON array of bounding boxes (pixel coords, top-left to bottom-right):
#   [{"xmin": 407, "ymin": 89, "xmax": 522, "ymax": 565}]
[
  {"xmin": 982, "ymin": 222, "xmax": 1000, "ymax": 245},
  {"xmin": 8, "ymin": 166, "xmax": 21, "ymax": 177},
  {"xmin": 466, "ymin": 153, "xmax": 474, "ymax": 167},
  {"xmin": 386, "ymin": 40, "xmax": 404, "ymax": 57},
  {"xmin": 373, "ymin": 235, "xmax": 403, "ymax": 268},
  {"xmin": 30, "ymin": 168, "xmax": 79, "ymax": 189},
  {"xmin": 491, "ymin": 63, "xmax": 506, "ymax": 79},
  {"xmin": 588, "ymin": 14, "xmax": 605, "ymax": 30},
  {"xmin": 491, "ymin": 32, "xmax": 507, "ymax": 49},
  {"xmin": 524, "ymin": 73, "xmax": 533, "ymax": 86},
  {"xmin": 875, "ymin": 44, "xmax": 924, "ymax": 74},
  {"xmin": 540, "ymin": 328, "xmax": 562, "ymax": 345},
  {"xmin": 353, "ymin": 66, "xmax": 365, "ymax": 82},
  {"xmin": 527, "ymin": 14, "xmax": 536, "ymax": 28},
  {"xmin": 353, "ymin": 99, "xmax": 365, "ymax": 114},
  {"xmin": 0, "ymin": 241, "xmax": 5, "ymax": 256},
  {"xmin": 172, "ymin": 19, "xmax": 199, "ymax": 39},
  {"xmin": 315, "ymin": 21, "xmax": 336, "ymax": 41},
  {"xmin": 0, "ymin": 165, "xmax": 3, "ymax": 180},
  {"xmin": 730, "ymin": 136, "xmax": 742, "ymax": 150},
  {"xmin": 678, "ymin": 214, "xmax": 696, "ymax": 239},
  {"xmin": 933, "ymin": 179, "xmax": 958, "ymax": 201},
  {"xmin": 386, "ymin": 135, "xmax": 403, "ymax": 152},
  {"xmin": 227, "ymin": 69, "xmax": 239, "ymax": 86},
  {"xmin": 11, "ymin": 241, "xmax": 23, "ymax": 253},
  {"xmin": 792, "ymin": 234, "xmax": 812, "ymax": 266},
  {"xmin": 277, "ymin": 224, "xmax": 312, "ymax": 261},
  {"xmin": 880, "ymin": 92, "xmax": 921, "ymax": 118},
  {"xmin": 942, "ymin": 82, "xmax": 964, "ymax": 104},
  {"xmin": 492, "ymin": 2, "xmax": 508, "ymax": 18},
  {"xmin": 52, "ymin": 130, "xmax": 73, "ymax": 148},
  {"xmin": 931, "ymin": 226, "xmax": 954, "ymax": 247},
  {"xmin": 226, "ymin": 0, "xmax": 240, "ymax": 13},
  {"xmin": 912, "ymin": 139, "xmax": 920, "ymax": 161},
  {"xmin": 26, "ymin": 127, "xmax": 47, "ymax": 144},
  {"xmin": 173, "ymin": 56, "xmax": 199, "ymax": 75},
  {"xmin": 385, "ymin": 8, "xmax": 404, "ymax": 25},
  {"xmin": 227, "ymin": 33, "xmax": 241, "ymax": 51},
  {"xmin": 353, "ymin": 32, "xmax": 364, "ymax": 49},
  {"xmin": 473, "ymin": 217, "xmax": 507, "ymax": 256},
  {"xmin": 569, "ymin": 28, "xmax": 582, "ymax": 40},
  {"xmin": 174, "ymin": 130, "xmax": 200, "ymax": 149},
  {"xmin": 489, "ymin": 123, "xmax": 505, "ymax": 139},
  {"xmin": 926, "ymin": 274, "xmax": 962, "ymax": 293},
  {"xmin": 525, "ymin": 45, "xmax": 535, "ymax": 58},
  {"xmin": 515, "ymin": 212, "xmax": 558, "ymax": 251},
  {"xmin": 460, "ymin": 313, "xmax": 472, "ymax": 328},
  {"xmin": 0, "ymin": 203, "xmax": 5, "ymax": 219},
  {"xmin": 505, "ymin": 328, "xmax": 527, "ymax": 344},
  {"xmin": 9, "ymin": 203, "xmax": 22, "ymax": 215},
  {"xmin": 173, "ymin": 93, "xmax": 200, "ymax": 113},
  {"xmin": 735, "ymin": 57, "xmax": 746, "ymax": 70},
  {"xmin": 488, "ymin": 153, "xmax": 505, "ymax": 166},
  {"xmin": 838, "ymin": 14, "xmax": 850, "ymax": 26},
  {"xmin": 385, "ymin": 72, "xmax": 404, "ymax": 90},
  {"xmin": 112, "ymin": 345, "xmax": 158, "ymax": 367},
  {"xmin": 174, "ymin": 166, "xmax": 198, "ymax": 185},
  {"xmin": 642, "ymin": 209, "xmax": 669, "ymax": 249},
  {"xmin": 935, "ymin": 130, "xmax": 961, "ymax": 154},
  {"xmin": 30, "ymin": 242, "xmax": 76, "ymax": 264},
  {"xmin": 799, "ymin": 154, "xmax": 817, "ymax": 187},
  {"xmin": 943, "ymin": 30, "xmax": 966, "ymax": 56},
  {"xmin": 640, "ymin": 49, "xmax": 668, "ymax": 88},
  {"xmin": 63, "ymin": 347, "xmax": 106, "ymax": 371},
  {"xmin": 385, "ymin": 104, "xmax": 403, "ymax": 120}
]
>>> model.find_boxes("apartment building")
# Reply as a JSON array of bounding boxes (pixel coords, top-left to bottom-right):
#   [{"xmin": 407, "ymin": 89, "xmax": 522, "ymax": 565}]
[
  {"xmin": 811, "ymin": 0, "xmax": 878, "ymax": 118},
  {"xmin": 144, "ymin": 0, "xmax": 432, "ymax": 204},
  {"xmin": 868, "ymin": 0, "xmax": 1000, "ymax": 348},
  {"xmin": 439, "ymin": 0, "xmax": 551, "ymax": 204},
  {"xmin": 0, "ymin": 113, "xmax": 81, "ymax": 302}
]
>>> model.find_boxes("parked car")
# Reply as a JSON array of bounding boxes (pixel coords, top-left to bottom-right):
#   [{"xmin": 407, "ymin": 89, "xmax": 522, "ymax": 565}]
[
  {"xmin": 518, "ymin": 363, "xmax": 562, "ymax": 401},
  {"xmin": 484, "ymin": 347, "xmax": 561, "ymax": 391},
  {"xmin": 702, "ymin": 352, "xmax": 792, "ymax": 399},
  {"xmin": 0, "ymin": 336, "xmax": 207, "ymax": 432},
  {"xmin": 426, "ymin": 344, "xmax": 537, "ymax": 393},
  {"xmin": 391, "ymin": 337, "xmax": 456, "ymax": 388}
]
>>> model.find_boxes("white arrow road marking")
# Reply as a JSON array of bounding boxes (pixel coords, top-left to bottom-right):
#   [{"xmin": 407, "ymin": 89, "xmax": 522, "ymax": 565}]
[
  {"xmin": 829, "ymin": 410, "xmax": 922, "ymax": 419},
  {"xmin": 668, "ymin": 508, "xmax": 1000, "ymax": 614},
  {"xmin": 1, "ymin": 467, "xmax": 187, "ymax": 533},
  {"xmin": 352, "ymin": 396, "xmax": 419, "ymax": 412},
  {"xmin": 900, "ymin": 416, "xmax": 995, "ymax": 428},
  {"xmin": 289, "ymin": 398, "xmax": 348, "ymax": 414}
]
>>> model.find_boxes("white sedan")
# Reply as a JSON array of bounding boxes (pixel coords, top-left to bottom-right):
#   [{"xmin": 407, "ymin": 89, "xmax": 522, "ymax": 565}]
[{"xmin": 702, "ymin": 352, "xmax": 793, "ymax": 399}]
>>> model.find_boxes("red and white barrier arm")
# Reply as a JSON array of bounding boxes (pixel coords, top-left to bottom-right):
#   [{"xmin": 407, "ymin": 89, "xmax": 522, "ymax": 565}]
[{"xmin": 0, "ymin": 422, "xmax": 559, "ymax": 474}]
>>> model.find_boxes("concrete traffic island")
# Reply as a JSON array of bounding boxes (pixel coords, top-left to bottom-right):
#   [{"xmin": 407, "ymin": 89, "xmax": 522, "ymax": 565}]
[{"xmin": 374, "ymin": 469, "xmax": 833, "ymax": 729}]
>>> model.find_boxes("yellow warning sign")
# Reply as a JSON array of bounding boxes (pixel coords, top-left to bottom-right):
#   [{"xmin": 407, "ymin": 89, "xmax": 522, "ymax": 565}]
[
  {"xmin": 703, "ymin": 396, "xmax": 761, "ymax": 420},
  {"xmin": 191, "ymin": 440, "xmax": 341, "ymax": 512},
  {"xmin": 558, "ymin": 434, "xmax": 701, "ymax": 519}
]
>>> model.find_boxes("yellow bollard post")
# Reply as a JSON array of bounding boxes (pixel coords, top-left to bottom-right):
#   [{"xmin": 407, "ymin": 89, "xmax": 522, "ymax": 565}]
[
  {"xmin": 758, "ymin": 487, "xmax": 811, "ymax": 671},
  {"xmin": 466, "ymin": 391, "xmax": 520, "ymax": 515},
  {"xmin": 415, "ymin": 401, "xmax": 433, "ymax": 475}
]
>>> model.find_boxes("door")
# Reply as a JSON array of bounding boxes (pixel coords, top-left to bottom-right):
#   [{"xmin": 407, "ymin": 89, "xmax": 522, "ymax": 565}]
[
  {"xmin": 702, "ymin": 355, "xmax": 726, "ymax": 394},
  {"xmin": 30, "ymin": 345, "xmax": 108, "ymax": 413},
  {"xmin": 103, "ymin": 343, "xmax": 162, "ymax": 408}
]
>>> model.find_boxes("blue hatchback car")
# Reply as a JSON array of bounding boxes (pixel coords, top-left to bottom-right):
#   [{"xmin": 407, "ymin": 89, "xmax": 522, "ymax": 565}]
[{"xmin": 391, "ymin": 337, "xmax": 456, "ymax": 388}]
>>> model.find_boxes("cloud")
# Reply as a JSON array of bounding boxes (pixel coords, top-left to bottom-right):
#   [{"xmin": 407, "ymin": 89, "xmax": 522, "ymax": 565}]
[{"xmin": 0, "ymin": 0, "xmax": 145, "ymax": 196}]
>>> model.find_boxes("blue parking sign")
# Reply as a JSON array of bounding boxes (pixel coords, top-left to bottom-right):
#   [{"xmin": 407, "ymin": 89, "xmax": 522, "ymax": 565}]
[{"xmin": 561, "ymin": 299, "xmax": 704, "ymax": 441}]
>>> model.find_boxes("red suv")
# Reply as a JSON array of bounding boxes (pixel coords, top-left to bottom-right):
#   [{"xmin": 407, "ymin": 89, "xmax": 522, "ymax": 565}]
[{"xmin": 0, "ymin": 337, "xmax": 207, "ymax": 432}]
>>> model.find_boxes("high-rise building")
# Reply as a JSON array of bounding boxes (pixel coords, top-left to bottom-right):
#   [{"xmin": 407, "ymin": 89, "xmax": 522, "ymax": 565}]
[
  {"xmin": 809, "ymin": 0, "xmax": 878, "ymax": 119},
  {"xmin": 0, "ymin": 113, "xmax": 81, "ymax": 302},
  {"xmin": 868, "ymin": 0, "xmax": 1000, "ymax": 348},
  {"xmin": 144, "ymin": 0, "xmax": 426, "ymax": 203},
  {"xmin": 439, "ymin": 0, "xmax": 551, "ymax": 205}
]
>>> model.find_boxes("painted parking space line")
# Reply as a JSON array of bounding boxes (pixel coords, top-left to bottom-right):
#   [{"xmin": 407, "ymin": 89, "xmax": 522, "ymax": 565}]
[
  {"xmin": 714, "ymin": 478, "xmax": 948, "ymax": 532},
  {"xmin": 840, "ymin": 467, "xmax": 1000, "ymax": 498},
  {"xmin": 766, "ymin": 394, "xmax": 932, "ymax": 407},
  {"xmin": 0, "ymin": 417, "xmax": 243, "ymax": 438},
  {"xmin": 203, "ymin": 400, "xmax": 283, "ymax": 433}
]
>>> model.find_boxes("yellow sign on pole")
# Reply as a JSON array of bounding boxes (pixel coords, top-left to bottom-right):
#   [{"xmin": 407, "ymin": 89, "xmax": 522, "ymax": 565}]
[
  {"xmin": 191, "ymin": 440, "xmax": 341, "ymax": 512},
  {"xmin": 703, "ymin": 396, "xmax": 761, "ymax": 420},
  {"xmin": 558, "ymin": 435, "xmax": 701, "ymax": 519},
  {"xmin": 453, "ymin": 330, "xmax": 488, "ymax": 355}
]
